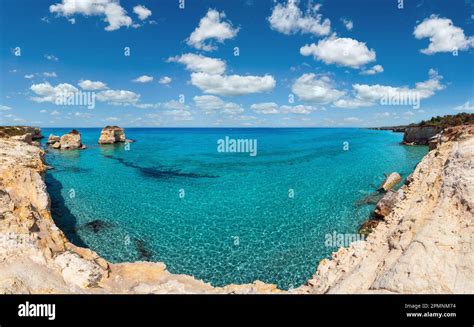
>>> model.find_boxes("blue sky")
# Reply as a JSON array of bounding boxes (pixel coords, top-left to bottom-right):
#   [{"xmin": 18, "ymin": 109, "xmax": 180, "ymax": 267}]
[{"xmin": 0, "ymin": 0, "xmax": 473, "ymax": 127}]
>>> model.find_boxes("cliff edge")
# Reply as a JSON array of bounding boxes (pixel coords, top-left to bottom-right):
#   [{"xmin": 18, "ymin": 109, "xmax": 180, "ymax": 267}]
[{"xmin": 299, "ymin": 125, "xmax": 474, "ymax": 294}]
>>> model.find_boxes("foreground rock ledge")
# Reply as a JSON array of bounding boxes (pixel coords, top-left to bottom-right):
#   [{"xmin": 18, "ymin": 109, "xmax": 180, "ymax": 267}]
[
  {"xmin": 0, "ymin": 138, "xmax": 279, "ymax": 294},
  {"xmin": 0, "ymin": 126, "xmax": 472, "ymax": 294},
  {"xmin": 300, "ymin": 125, "xmax": 474, "ymax": 294}
]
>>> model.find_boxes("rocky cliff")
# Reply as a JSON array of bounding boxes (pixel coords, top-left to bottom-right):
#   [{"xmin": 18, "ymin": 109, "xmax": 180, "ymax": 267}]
[
  {"xmin": 402, "ymin": 126, "xmax": 442, "ymax": 145},
  {"xmin": 0, "ymin": 126, "xmax": 472, "ymax": 294},
  {"xmin": 299, "ymin": 125, "xmax": 473, "ymax": 294},
  {"xmin": 0, "ymin": 138, "xmax": 279, "ymax": 294}
]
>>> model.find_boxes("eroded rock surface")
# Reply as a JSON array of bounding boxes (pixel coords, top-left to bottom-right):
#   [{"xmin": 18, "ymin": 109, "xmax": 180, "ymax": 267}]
[
  {"xmin": 301, "ymin": 125, "xmax": 474, "ymax": 294},
  {"xmin": 98, "ymin": 126, "xmax": 126, "ymax": 144}
]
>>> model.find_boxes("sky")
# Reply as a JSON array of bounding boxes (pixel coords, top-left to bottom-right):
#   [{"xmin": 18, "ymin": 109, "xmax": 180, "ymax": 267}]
[{"xmin": 0, "ymin": 0, "xmax": 473, "ymax": 128}]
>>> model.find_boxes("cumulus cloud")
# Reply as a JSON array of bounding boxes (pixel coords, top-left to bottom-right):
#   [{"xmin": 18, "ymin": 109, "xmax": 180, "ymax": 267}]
[
  {"xmin": 414, "ymin": 15, "xmax": 474, "ymax": 54},
  {"xmin": 96, "ymin": 89, "xmax": 140, "ymax": 105},
  {"xmin": 133, "ymin": 5, "xmax": 151, "ymax": 20},
  {"xmin": 250, "ymin": 102, "xmax": 280, "ymax": 114},
  {"xmin": 300, "ymin": 36, "xmax": 376, "ymax": 68},
  {"xmin": 24, "ymin": 74, "xmax": 35, "ymax": 79},
  {"xmin": 163, "ymin": 108, "xmax": 193, "ymax": 121},
  {"xmin": 30, "ymin": 82, "xmax": 78, "ymax": 103},
  {"xmin": 167, "ymin": 53, "xmax": 226, "ymax": 74},
  {"xmin": 0, "ymin": 105, "xmax": 12, "ymax": 111},
  {"xmin": 280, "ymin": 104, "xmax": 315, "ymax": 114},
  {"xmin": 49, "ymin": 0, "xmax": 133, "ymax": 31},
  {"xmin": 291, "ymin": 73, "xmax": 345, "ymax": 104},
  {"xmin": 453, "ymin": 101, "xmax": 474, "ymax": 111},
  {"xmin": 187, "ymin": 9, "xmax": 239, "ymax": 51},
  {"xmin": 194, "ymin": 95, "xmax": 244, "ymax": 115},
  {"xmin": 341, "ymin": 18, "xmax": 353, "ymax": 31},
  {"xmin": 191, "ymin": 73, "xmax": 276, "ymax": 96},
  {"xmin": 361, "ymin": 64, "xmax": 384, "ymax": 75},
  {"xmin": 334, "ymin": 69, "xmax": 445, "ymax": 108},
  {"xmin": 43, "ymin": 72, "xmax": 57, "ymax": 77},
  {"xmin": 132, "ymin": 75, "xmax": 154, "ymax": 83},
  {"xmin": 162, "ymin": 100, "xmax": 189, "ymax": 111},
  {"xmin": 158, "ymin": 76, "xmax": 172, "ymax": 84},
  {"xmin": 268, "ymin": 0, "xmax": 331, "ymax": 36},
  {"xmin": 78, "ymin": 80, "xmax": 108, "ymax": 90},
  {"xmin": 45, "ymin": 54, "xmax": 59, "ymax": 61}
]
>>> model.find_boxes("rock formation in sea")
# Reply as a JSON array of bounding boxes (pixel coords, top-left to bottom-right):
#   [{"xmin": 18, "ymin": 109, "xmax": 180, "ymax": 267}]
[
  {"xmin": 46, "ymin": 129, "xmax": 85, "ymax": 150},
  {"xmin": 380, "ymin": 172, "xmax": 401, "ymax": 191},
  {"xmin": 0, "ymin": 124, "xmax": 472, "ymax": 294},
  {"xmin": 98, "ymin": 126, "xmax": 126, "ymax": 144}
]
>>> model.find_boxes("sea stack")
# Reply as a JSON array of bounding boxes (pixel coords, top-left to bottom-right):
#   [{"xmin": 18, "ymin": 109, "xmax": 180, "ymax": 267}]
[
  {"xmin": 98, "ymin": 126, "xmax": 126, "ymax": 144},
  {"xmin": 59, "ymin": 129, "xmax": 85, "ymax": 150}
]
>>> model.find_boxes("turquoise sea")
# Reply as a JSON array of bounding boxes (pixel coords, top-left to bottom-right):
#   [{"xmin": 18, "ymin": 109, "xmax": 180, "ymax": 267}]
[{"xmin": 42, "ymin": 128, "xmax": 427, "ymax": 289}]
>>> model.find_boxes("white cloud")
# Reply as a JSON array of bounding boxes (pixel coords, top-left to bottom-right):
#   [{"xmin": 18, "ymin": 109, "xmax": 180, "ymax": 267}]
[
  {"xmin": 291, "ymin": 73, "xmax": 345, "ymax": 104},
  {"xmin": 361, "ymin": 64, "xmax": 384, "ymax": 75},
  {"xmin": 49, "ymin": 0, "xmax": 133, "ymax": 31},
  {"xmin": 30, "ymin": 82, "xmax": 79, "ymax": 103},
  {"xmin": 191, "ymin": 73, "xmax": 276, "ymax": 96},
  {"xmin": 132, "ymin": 75, "xmax": 154, "ymax": 83},
  {"xmin": 334, "ymin": 69, "xmax": 445, "ymax": 108},
  {"xmin": 300, "ymin": 36, "xmax": 376, "ymax": 68},
  {"xmin": 78, "ymin": 80, "xmax": 108, "ymax": 90},
  {"xmin": 163, "ymin": 109, "xmax": 193, "ymax": 121},
  {"xmin": 24, "ymin": 74, "xmax": 35, "ymax": 79},
  {"xmin": 74, "ymin": 112, "xmax": 92, "ymax": 118},
  {"xmin": 194, "ymin": 95, "xmax": 244, "ymax": 115},
  {"xmin": 45, "ymin": 54, "xmax": 59, "ymax": 61},
  {"xmin": 341, "ymin": 18, "xmax": 353, "ymax": 31},
  {"xmin": 167, "ymin": 53, "xmax": 226, "ymax": 74},
  {"xmin": 454, "ymin": 101, "xmax": 474, "ymax": 111},
  {"xmin": 268, "ymin": 0, "xmax": 331, "ymax": 36},
  {"xmin": 414, "ymin": 15, "xmax": 474, "ymax": 54},
  {"xmin": 158, "ymin": 76, "xmax": 172, "ymax": 84},
  {"xmin": 250, "ymin": 102, "xmax": 279, "ymax": 114},
  {"xmin": 96, "ymin": 90, "xmax": 140, "ymax": 105},
  {"xmin": 187, "ymin": 9, "xmax": 239, "ymax": 51},
  {"xmin": 280, "ymin": 104, "xmax": 315, "ymax": 115},
  {"xmin": 51, "ymin": 110, "xmax": 61, "ymax": 116},
  {"xmin": 344, "ymin": 117, "xmax": 362, "ymax": 123},
  {"xmin": 162, "ymin": 100, "xmax": 189, "ymax": 111},
  {"xmin": 104, "ymin": 116, "xmax": 120, "ymax": 122},
  {"xmin": 133, "ymin": 5, "xmax": 151, "ymax": 21},
  {"xmin": 0, "ymin": 105, "xmax": 12, "ymax": 111},
  {"xmin": 43, "ymin": 72, "xmax": 57, "ymax": 77}
]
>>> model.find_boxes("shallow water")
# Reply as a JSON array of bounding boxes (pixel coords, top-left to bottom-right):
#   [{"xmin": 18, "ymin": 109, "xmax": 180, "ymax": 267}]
[{"xmin": 43, "ymin": 128, "xmax": 427, "ymax": 289}]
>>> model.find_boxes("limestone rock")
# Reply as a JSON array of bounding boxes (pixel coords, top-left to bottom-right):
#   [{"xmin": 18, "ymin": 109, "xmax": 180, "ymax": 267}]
[
  {"xmin": 403, "ymin": 126, "xmax": 442, "ymax": 145},
  {"xmin": 46, "ymin": 134, "xmax": 60, "ymax": 145},
  {"xmin": 98, "ymin": 126, "xmax": 126, "ymax": 144},
  {"xmin": 374, "ymin": 190, "xmax": 402, "ymax": 218},
  {"xmin": 54, "ymin": 251, "xmax": 106, "ymax": 288},
  {"xmin": 60, "ymin": 129, "xmax": 84, "ymax": 150},
  {"xmin": 380, "ymin": 172, "xmax": 401, "ymax": 191}
]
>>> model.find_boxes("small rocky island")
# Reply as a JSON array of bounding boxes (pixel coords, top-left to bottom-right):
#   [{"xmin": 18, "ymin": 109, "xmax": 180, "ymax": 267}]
[
  {"xmin": 47, "ymin": 129, "xmax": 85, "ymax": 150},
  {"xmin": 98, "ymin": 126, "xmax": 127, "ymax": 144}
]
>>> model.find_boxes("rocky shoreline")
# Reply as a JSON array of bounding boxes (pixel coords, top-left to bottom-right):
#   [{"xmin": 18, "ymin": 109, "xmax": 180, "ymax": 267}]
[{"xmin": 0, "ymin": 125, "xmax": 472, "ymax": 294}]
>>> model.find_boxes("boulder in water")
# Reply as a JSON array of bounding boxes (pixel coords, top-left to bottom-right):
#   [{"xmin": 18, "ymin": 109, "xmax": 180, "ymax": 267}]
[
  {"xmin": 98, "ymin": 126, "xmax": 126, "ymax": 144},
  {"xmin": 380, "ymin": 172, "xmax": 401, "ymax": 191}
]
